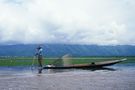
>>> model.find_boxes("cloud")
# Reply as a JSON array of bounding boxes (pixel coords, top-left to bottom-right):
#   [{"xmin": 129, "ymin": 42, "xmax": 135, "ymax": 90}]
[{"xmin": 0, "ymin": 0, "xmax": 135, "ymax": 45}]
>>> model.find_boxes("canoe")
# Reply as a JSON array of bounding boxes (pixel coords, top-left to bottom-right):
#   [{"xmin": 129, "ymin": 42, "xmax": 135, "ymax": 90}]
[{"xmin": 42, "ymin": 58, "xmax": 126, "ymax": 69}]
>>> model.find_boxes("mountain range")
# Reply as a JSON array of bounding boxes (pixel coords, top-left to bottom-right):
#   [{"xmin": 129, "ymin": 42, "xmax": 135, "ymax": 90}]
[{"xmin": 0, "ymin": 44, "xmax": 135, "ymax": 57}]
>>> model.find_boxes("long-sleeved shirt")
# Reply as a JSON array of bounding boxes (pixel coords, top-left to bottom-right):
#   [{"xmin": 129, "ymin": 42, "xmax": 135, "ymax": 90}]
[{"xmin": 35, "ymin": 48, "xmax": 43, "ymax": 56}]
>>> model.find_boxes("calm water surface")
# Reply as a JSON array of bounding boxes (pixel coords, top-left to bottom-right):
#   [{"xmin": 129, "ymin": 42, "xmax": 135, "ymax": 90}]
[{"xmin": 0, "ymin": 63, "xmax": 135, "ymax": 90}]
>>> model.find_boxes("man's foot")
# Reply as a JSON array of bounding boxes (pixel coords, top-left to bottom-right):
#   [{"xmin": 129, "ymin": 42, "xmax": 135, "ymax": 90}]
[{"xmin": 38, "ymin": 67, "xmax": 42, "ymax": 74}]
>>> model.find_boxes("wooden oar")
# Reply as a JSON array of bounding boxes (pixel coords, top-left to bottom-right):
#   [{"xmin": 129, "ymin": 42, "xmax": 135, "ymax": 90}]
[{"xmin": 31, "ymin": 56, "xmax": 36, "ymax": 71}]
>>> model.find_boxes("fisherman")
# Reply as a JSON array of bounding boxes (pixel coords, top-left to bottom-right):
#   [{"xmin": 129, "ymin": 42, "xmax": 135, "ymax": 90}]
[{"xmin": 35, "ymin": 45, "xmax": 43, "ymax": 73}]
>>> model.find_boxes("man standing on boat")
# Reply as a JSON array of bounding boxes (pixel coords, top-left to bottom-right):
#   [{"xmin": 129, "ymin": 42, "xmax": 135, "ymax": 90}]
[{"xmin": 35, "ymin": 45, "xmax": 43, "ymax": 73}]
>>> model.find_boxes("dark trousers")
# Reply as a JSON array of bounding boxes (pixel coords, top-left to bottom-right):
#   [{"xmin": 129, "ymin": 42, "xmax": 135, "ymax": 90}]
[{"xmin": 38, "ymin": 55, "xmax": 43, "ymax": 67}]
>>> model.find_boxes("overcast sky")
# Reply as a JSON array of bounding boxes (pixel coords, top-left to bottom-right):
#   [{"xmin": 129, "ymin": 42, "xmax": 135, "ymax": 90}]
[{"xmin": 0, "ymin": 0, "xmax": 135, "ymax": 45}]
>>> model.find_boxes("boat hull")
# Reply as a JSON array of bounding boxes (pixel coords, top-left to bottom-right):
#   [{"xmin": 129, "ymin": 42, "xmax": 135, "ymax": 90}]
[{"xmin": 43, "ymin": 59, "xmax": 126, "ymax": 69}]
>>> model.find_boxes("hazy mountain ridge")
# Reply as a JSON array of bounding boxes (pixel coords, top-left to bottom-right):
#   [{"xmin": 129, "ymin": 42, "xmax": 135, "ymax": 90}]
[{"xmin": 0, "ymin": 44, "xmax": 135, "ymax": 57}]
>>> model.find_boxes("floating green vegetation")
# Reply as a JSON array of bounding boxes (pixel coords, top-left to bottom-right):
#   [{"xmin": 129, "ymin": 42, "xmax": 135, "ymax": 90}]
[{"xmin": 0, "ymin": 56, "xmax": 135, "ymax": 66}]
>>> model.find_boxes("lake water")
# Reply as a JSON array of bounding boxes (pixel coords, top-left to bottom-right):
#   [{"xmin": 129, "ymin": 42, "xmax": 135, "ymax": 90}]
[{"xmin": 0, "ymin": 63, "xmax": 135, "ymax": 90}]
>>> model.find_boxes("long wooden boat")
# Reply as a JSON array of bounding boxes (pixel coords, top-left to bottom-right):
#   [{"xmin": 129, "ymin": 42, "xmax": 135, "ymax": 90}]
[{"xmin": 42, "ymin": 58, "xmax": 126, "ymax": 69}]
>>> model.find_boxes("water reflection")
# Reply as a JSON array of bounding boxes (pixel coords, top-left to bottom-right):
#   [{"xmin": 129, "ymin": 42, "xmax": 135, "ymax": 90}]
[
  {"xmin": 0, "ymin": 66, "xmax": 117, "ymax": 76},
  {"xmin": 0, "ymin": 64, "xmax": 135, "ymax": 90},
  {"xmin": 0, "ymin": 63, "xmax": 134, "ymax": 76}
]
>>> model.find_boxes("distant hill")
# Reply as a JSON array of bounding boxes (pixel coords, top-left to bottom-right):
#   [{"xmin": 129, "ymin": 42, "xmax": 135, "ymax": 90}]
[{"xmin": 0, "ymin": 44, "xmax": 135, "ymax": 57}]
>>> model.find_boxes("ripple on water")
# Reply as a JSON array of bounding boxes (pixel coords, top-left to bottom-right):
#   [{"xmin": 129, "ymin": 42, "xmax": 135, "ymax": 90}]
[{"xmin": 0, "ymin": 64, "xmax": 135, "ymax": 90}]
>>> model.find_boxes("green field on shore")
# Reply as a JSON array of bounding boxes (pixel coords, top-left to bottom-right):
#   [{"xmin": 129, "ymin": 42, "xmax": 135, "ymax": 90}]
[{"xmin": 0, "ymin": 56, "xmax": 135, "ymax": 66}]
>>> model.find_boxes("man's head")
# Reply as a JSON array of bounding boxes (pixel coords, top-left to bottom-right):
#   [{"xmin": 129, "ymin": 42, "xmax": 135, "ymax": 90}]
[{"xmin": 37, "ymin": 46, "xmax": 42, "ymax": 50}]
